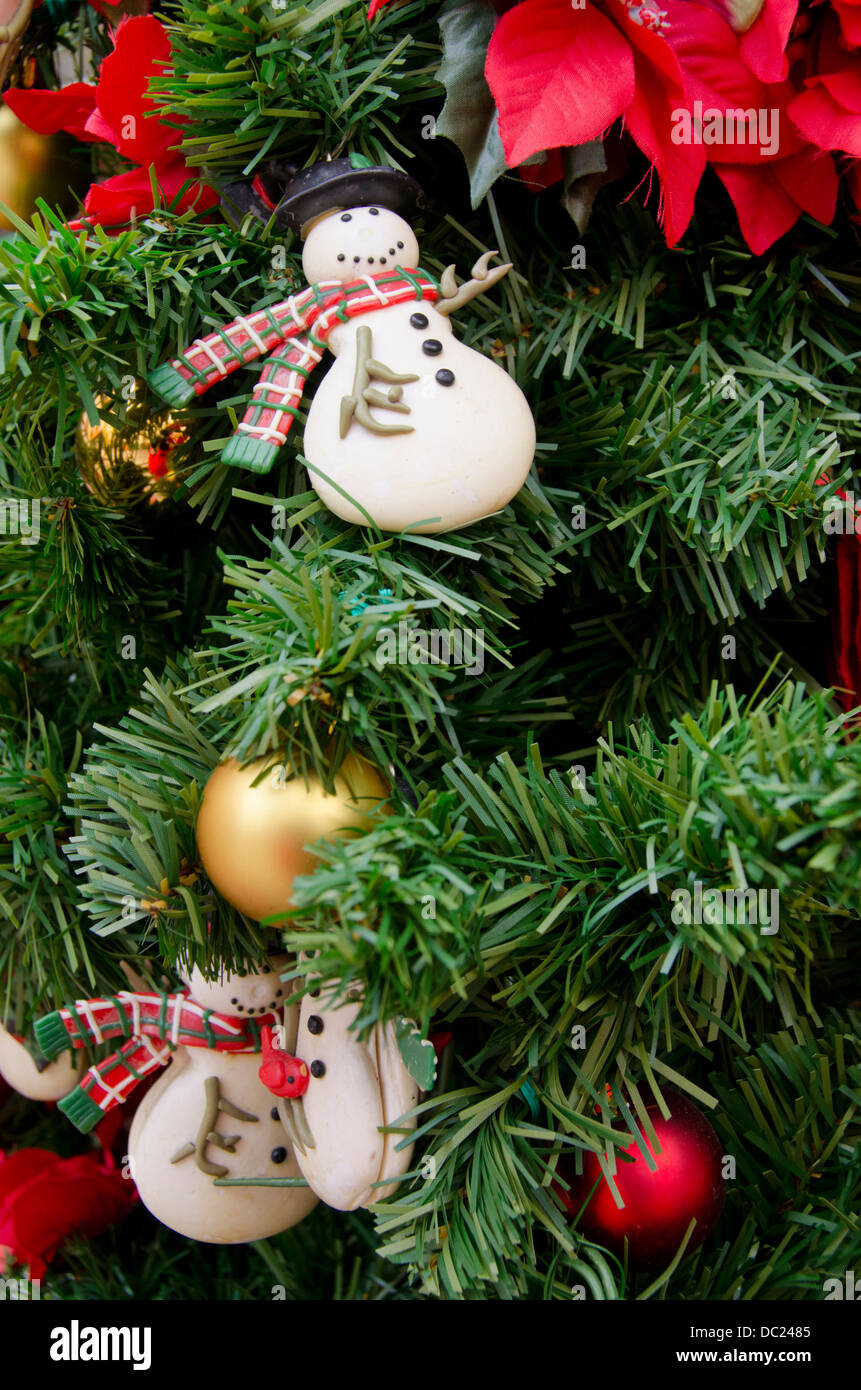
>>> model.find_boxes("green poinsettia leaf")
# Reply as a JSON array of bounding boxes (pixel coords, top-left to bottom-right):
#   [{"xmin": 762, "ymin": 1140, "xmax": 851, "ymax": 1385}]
[
  {"xmin": 435, "ymin": 1, "xmax": 508, "ymax": 207},
  {"xmin": 396, "ymin": 1018, "xmax": 438, "ymax": 1092},
  {"xmin": 561, "ymin": 141, "xmax": 609, "ymax": 234}
]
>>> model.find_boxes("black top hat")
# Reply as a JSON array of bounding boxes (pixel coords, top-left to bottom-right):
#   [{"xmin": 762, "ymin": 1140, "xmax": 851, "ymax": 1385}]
[
  {"xmin": 276, "ymin": 156, "xmax": 426, "ymax": 232},
  {"xmin": 221, "ymin": 154, "xmax": 426, "ymax": 234}
]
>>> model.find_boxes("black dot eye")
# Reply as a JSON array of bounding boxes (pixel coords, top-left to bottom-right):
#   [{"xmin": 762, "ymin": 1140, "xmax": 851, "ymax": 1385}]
[
  {"xmin": 310, "ymin": 1060, "xmax": 326, "ymax": 1078},
  {"xmin": 236, "ymin": 1004, "xmax": 244, "ymax": 1012},
  {"xmin": 436, "ymin": 368, "xmax": 455, "ymax": 386},
  {"xmin": 389, "ymin": 248, "xmax": 396, "ymax": 256},
  {"xmin": 337, "ymin": 253, "xmax": 345, "ymax": 262},
  {"xmin": 276, "ymin": 988, "xmax": 283, "ymax": 997},
  {"xmin": 379, "ymin": 257, "xmax": 387, "ymax": 265},
  {"xmin": 367, "ymin": 257, "xmax": 374, "ymax": 264},
  {"xmin": 410, "ymin": 312, "xmax": 428, "ymax": 330},
  {"xmin": 369, "ymin": 207, "xmax": 379, "ymax": 215},
  {"xmin": 307, "ymin": 1015, "xmax": 324, "ymax": 1035},
  {"xmin": 422, "ymin": 338, "xmax": 443, "ymax": 356},
  {"xmin": 271, "ymin": 1147, "xmax": 287, "ymax": 1164},
  {"xmin": 341, "ymin": 213, "xmax": 352, "ymax": 222},
  {"xmin": 353, "ymin": 256, "xmax": 361, "ymax": 263},
  {"xmin": 270, "ymin": 1107, "xmax": 279, "ymax": 1122},
  {"xmin": 230, "ymin": 997, "xmax": 238, "ymax": 1004},
  {"xmin": 310, "ymin": 988, "xmax": 320, "ymax": 999},
  {"xmin": 397, "ymin": 241, "xmax": 404, "ymax": 249}
]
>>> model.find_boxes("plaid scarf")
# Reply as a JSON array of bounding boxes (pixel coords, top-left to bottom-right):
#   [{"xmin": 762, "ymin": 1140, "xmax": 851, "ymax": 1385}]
[
  {"xmin": 148, "ymin": 267, "xmax": 441, "ymax": 474},
  {"xmin": 35, "ymin": 991, "xmax": 277, "ymax": 1135}
]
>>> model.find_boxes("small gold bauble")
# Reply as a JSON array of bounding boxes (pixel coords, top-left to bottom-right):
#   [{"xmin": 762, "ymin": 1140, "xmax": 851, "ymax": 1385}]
[
  {"xmin": 196, "ymin": 752, "xmax": 389, "ymax": 924},
  {"xmin": 75, "ymin": 390, "xmax": 187, "ymax": 507}
]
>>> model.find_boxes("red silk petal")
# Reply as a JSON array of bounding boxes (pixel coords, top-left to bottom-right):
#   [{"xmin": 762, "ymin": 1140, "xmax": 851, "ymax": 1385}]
[
  {"xmin": 82, "ymin": 162, "xmax": 218, "ymax": 227},
  {"xmin": 94, "ymin": 14, "xmax": 176, "ymax": 165},
  {"xmin": 618, "ymin": 12, "xmax": 706, "ymax": 247},
  {"xmin": 773, "ymin": 146, "xmax": 838, "ymax": 222},
  {"xmin": 832, "ymin": 0, "xmax": 861, "ymax": 47},
  {"xmin": 714, "ymin": 160, "xmax": 802, "ymax": 251},
  {"xmin": 485, "ymin": 0, "xmax": 635, "ymax": 167},
  {"xmin": 3, "ymin": 83, "xmax": 98, "ymax": 140},
  {"xmin": 739, "ymin": 0, "xmax": 797, "ymax": 84},
  {"xmin": 789, "ymin": 85, "xmax": 861, "ymax": 156},
  {"xmin": 517, "ymin": 148, "xmax": 565, "ymax": 192}
]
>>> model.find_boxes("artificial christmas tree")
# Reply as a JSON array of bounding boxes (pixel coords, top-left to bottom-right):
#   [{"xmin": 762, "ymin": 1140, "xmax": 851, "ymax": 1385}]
[{"xmin": 0, "ymin": 0, "xmax": 858, "ymax": 1321}]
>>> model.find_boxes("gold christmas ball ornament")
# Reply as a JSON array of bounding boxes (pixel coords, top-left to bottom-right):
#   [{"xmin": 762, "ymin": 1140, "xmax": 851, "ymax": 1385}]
[
  {"xmin": 196, "ymin": 752, "xmax": 390, "ymax": 924},
  {"xmin": 75, "ymin": 390, "xmax": 188, "ymax": 507}
]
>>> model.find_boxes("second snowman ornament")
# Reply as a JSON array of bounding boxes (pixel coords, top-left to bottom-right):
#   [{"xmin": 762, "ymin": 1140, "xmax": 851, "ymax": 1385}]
[
  {"xmin": 149, "ymin": 156, "xmax": 536, "ymax": 534},
  {"xmin": 260, "ymin": 975, "xmax": 423, "ymax": 1212}
]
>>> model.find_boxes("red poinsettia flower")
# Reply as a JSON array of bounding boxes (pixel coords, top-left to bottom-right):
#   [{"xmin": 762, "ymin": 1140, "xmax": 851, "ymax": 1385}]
[
  {"xmin": 0, "ymin": 1145, "xmax": 137, "ymax": 1278},
  {"xmin": 484, "ymin": 0, "xmax": 707, "ymax": 246},
  {"xmin": 788, "ymin": 11, "xmax": 861, "ymax": 157},
  {"xmin": 3, "ymin": 13, "xmax": 217, "ymax": 229},
  {"xmin": 663, "ymin": 0, "xmax": 838, "ymax": 251}
]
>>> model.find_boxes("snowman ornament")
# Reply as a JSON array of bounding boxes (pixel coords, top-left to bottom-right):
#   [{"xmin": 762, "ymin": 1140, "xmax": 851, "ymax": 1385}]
[
  {"xmin": 34, "ymin": 955, "xmax": 318, "ymax": 1244},
  {"xmin": 149, "ymin": 156, "xmax": 536, "ymax": 534},
  {"xmin": 259, "ymin": 972, "xmax": 425, "ymax": 1212}
]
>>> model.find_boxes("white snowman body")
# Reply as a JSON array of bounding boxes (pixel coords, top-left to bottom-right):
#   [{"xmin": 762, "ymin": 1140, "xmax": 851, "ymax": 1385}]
[
  {"xmin": 0, "ymin": 1021, "xmax": 84, "ymax": 1101},
  {"xmin": 300, "ymin": 206, "xmax": 536, "ymax": 534},
  {"xmin": 288, "ymin": 981, "xmax": 419, "ymax": 1211},
  {"xmin": 127, "ymin": 957, "xmax": 317, "ymax": 1244}
]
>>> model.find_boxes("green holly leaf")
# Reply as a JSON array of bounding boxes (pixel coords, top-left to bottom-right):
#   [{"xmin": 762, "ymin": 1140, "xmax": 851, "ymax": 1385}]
[
  {"xmin": 435, "ymin": 1, "xmax": 508, "ymax": 207},
  {"xmin": 396, "ymin": 1018, "xmax": 438, "ymax": 1092}
]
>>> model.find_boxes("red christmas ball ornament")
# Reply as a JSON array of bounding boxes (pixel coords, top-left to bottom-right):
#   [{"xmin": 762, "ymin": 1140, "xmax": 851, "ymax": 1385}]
[{"xmin": 558, "ymin": 1089, "xmax": 726, "ymax": 1269}]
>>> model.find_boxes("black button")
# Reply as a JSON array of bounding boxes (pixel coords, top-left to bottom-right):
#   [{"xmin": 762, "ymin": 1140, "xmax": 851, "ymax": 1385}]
[
  {"xmin": 307, "ymin": 1015, "xmax": 324, "ymax": 1035},
  {"xmin": 410, "ymin": 313, "xmax": 429, "ymax": 330},
  {"xmin": 310, "ymin": 1060, "xmax": 326, "ymax": 1078},
  {"xmin": 341, "ymin": 213, "xmax": 352, "ymax": 222},
  {"xmin": 396, "ymin": 241, "xmax": 404, "ymax": 248},
  {"xmin": 436, "ymin": 369, "xmax": 455, "ymax": 386},
  {"xmin": 422, "ymin": 339, "xmax": 443, "ymax": 356},
  {"xmin": 271, "ymin": 1147, "xmax": 287, "ymax": 1164},
  {"xmin": 270, "ymin": 1106, "xmax": 279, "ymax": 1122}
]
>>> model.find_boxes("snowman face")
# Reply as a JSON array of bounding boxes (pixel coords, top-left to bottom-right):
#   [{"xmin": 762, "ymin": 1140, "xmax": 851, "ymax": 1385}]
[
  {"xmin": 182, "ymin": 954, "xmax": 290, "ymax": 1017},
  {"xmin": 301, "ymin": 205, "xmax": 420, "ymax": 284}
]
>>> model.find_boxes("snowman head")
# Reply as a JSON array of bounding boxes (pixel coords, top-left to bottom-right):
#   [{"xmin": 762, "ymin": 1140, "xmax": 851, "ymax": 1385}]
[
  {"xmin": 302, "ymin": 205, "xmax": 420, "ymax": 285},
  {"xmin": 182, "ymin": 953, "xmax": 290, "ymax": 1017}
]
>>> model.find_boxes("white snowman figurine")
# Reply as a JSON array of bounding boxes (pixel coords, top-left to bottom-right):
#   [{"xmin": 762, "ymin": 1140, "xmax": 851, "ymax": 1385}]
[
  {"xmin": 151, "ymin": 157, "xmax": 536, "ymax": 534},
  {"xmin": 263, "ymin": 971, "xmax": 422, "ymax": 1212},
  {"xmin": 293, "ymin": 168, "xmax": 536, "ymax": 533},
  {"xmin": 127, "ymin": 955, "xmax": 318, "ymax": 1244}
]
